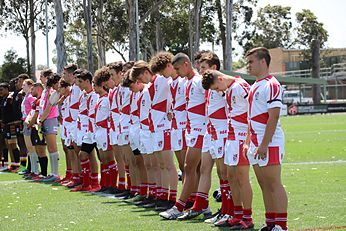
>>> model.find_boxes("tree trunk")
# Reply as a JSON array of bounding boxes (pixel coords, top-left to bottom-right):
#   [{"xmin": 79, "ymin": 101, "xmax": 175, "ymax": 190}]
[
  {"xmin": 188, "ymin": 2, "xmax": 194, "ymax": 60},
  {"xmin": 311, "ymin": 39, "xmax": 321, "ymax": 104},
  {"xmin": 54, "ymin": 0, "xmax": 67, "ymax": 74},
  {"xmin": 29, "ymin": 0, "xmax": 36, "ymax": 80},
  {"xmin": 224, "ymin": 0, "xmax": 233, "ymax": 70},
  {"xmin": 216, "ymin": 0, "xmax": 226, "ymax": 67},
  {"xmin": 96, "ymin": 0, "xmax": 106, "ymax": 68},
  {"xmin": 25, "ymin": 35, "xmax": 31, "ymax": 75},
  {"xmin": 194, "ymin": 0, "xmax": 202, "ymax": 54},
  {"xmin": 83, "ymin": 0, "xmax": 94, "ymax": 73},
  {"xmin": 127, "ymin": 0, "xmax": 138, "ymax": 61}
]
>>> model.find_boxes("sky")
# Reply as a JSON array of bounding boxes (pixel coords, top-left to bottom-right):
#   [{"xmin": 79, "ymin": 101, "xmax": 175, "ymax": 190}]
[{"xmin": 0, "ymin": 0, "xmax": 345, "ymax": 67}]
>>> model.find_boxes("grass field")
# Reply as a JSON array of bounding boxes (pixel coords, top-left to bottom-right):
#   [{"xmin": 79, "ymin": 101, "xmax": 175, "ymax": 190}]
[{"xmin": 0, "ymin": 113, "xmax": 346, "ymax": 230}]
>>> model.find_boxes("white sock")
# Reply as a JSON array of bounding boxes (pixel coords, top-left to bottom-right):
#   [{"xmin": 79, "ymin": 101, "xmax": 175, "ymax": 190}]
[
  {"xmin": 30, "ymin": 152, "xmax": 39, "ymax": 174},
  {"xmin": 49, "ymin": 152, "xmax": 60, "ymax": 176}
]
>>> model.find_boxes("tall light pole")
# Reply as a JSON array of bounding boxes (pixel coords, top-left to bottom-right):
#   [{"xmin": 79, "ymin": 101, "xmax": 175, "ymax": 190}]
[{"xmin": 45, "ymin": 0, "xmax": 49, "ymax": 68}]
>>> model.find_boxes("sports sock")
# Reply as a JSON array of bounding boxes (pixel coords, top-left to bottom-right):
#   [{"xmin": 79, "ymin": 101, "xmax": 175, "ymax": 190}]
[
  {"xmin": 108, "ymin": 160, "xmax": 117, "ymax": 188},
  {"xmin": 13, "ymin": 148, "xmax": 20, "ymax": 164},
  {"xmin": 90, "ymin": 173, "xmax": 99, "ymax": 186},
  {"xmin": 81, "ymin": 159, "xmax": 91, "ymax": 187},
  {"xmin": 139, "ymin": 183, "xmax": 148, "ymax": 196},
  {"xmin": 275, "ymin": 213, "xmax": 288, "ymax": 230},
  {"xmin": 20, "ymin": 156, "xmax": 27, "ymax": 168},
  {"xmin": 161, "ymin": 188, "xmax": 169, "ymax": 201},
  {"xmin": 265, "ymin": 212, "xmax": 276, "ymax": 227},
  {"xmin": 220, "ymin": 179, "xmax": 229, "ymax": 215},
  {"xmin": 243, "ymin": 208, "xmax": 253, "ymax": 222},
  {"xmin": 226, "ymin": 182, "xmax": 234, "ymax": 216},
  {"xmin": 191, "ymin": 192, "xmax": 209, "ymax": 211},
  {"xmin": 118, "ymin": 177, "xmax": 126, "ymax": 190},
  {"xmin": 234, "ymin": 206, "xmax": 243, "ymax": 220},
  {"xmin": 148, "ymin": 183, "xmax": 156, "ymax": 198},
  {"xmin": 30, "ymin": 152, "xmax": 39, "ymax": 174},
  {"xmin": 38, "ymin": 156, "xmax": 48, "ymax": 176},
  {"xmin": 26, "ymin": 156, "xmax": 31, "ymax": 172},
  {"xmin": 49, "ymin": 152, "xmax": 60, "ymax": 176},
  {"xmin": 174, "ymin": 199, "xmax": 186, "ymax": 212},
  {"xmin": 169, "ymin": 189, "xmax": 177, "ymax": 202}
]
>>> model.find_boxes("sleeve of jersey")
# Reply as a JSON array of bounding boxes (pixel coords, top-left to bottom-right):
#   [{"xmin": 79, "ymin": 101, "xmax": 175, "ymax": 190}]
[{"xmin": 266, "ymin": 80, "xmax": 283, "ymax": 109}]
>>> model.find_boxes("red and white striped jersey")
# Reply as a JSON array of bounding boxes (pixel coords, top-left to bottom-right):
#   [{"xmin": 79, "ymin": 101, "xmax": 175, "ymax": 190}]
[
  {"xmin": 109, "ymin": 86, "xmax": 120, "ymax": 132},
  {"xmin": 226, "ymin": 77, "xmax": 250, "ymax": 139},
  {"xmin": 170, "ymin": 76, "xmax": 187, "ymax": 130},
  {"xmin": 59, "ymin": 97, "xmax": 69, "ymax": 126},
  {"xmin": 138, "ymin": 85, "xmax": 152, "ymax": 131},
  {"xmin": 77, "ymin": 92, "xmax": 89, "ymax": 130},
  {"xmin": 248, "ymin": 75, "xmax": 284, "ymax": 146},
  {"xmin": 130, "ymin": 91, "xmax": 140, "ymax": 125},
  {"xmin": 86, "ymin": 91, "xmax": 99, "ymax": 133},
  {"xmin": 95, "ymin": 94, "xmax": 110, "ymax": 129},
  {"xmin": 185, "ymin": 74, "xmax": 208, "ymax": 134},
  {"xmin": 148, "ymin": 74, "xmax": 171, "ymax": 132},
  {"xmin": 67, "ymin": 84, "xmax": 83, "ymax": 122},
  {"xmin": 119, "ymin": 86, "xmax": 131, "ymax": 133},
  {"xmin": 207, "ymin": 90, "xmax": 228, "ymax": 139}
]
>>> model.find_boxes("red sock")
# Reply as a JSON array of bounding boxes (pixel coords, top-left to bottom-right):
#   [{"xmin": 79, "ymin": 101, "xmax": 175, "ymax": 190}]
[
  {"xmin": 65, "ymin": 169, "xmax": 72, "ymax": 179},
  {"xmin": 72, "ymin": 173, "xmax": 80, "ymax": 183},
  {"xmin": 266, "ymin": 212, "xmax": 276, "ymax": 227},
  {"xmin": 105, "ymin": 163, "xmax": 112, "ymax": 187},
  {"xmin": 169, "ymin": 189, "xmax": 177, "ymax": 202},
  {"xmin": 108, "ymin": 160, "xmax": 117, "ymax": 188},
  {"xmin": 90, "ymin": 173, "xmax": 99, "ymax": 186},
  {"xmin": 139, "ymin": 183, "xmax": 148, "ymax": 196},
  {"xmin": 130, "ymin": 185, "xmax": 138, "ymax": 195},
  {"xmin": 148, "ymin": 183, "xmax": 156, "ymax": 198},
  {"xmin": 227, "ymin": 184, "xmax": 234, "ymax": 216},
  {"xmin": 156, "ymin": 186, "xmax": 162, "ymax": 199},
  {"xmin": 81, "ymin": 159, "xmax": 91, "ymax": 187},
  {"xmin": 243, "ymin": 208, "xmax": 253, "ymax": 222},
  {"xmin": 234, "ymin": 205, "xmax": 243, "ymax": 220},
  {"xmin": 275, "ymin": 213, "xmax": 288, "ymax": 230},
  {"xmin": 118, "ymin": 177, "xmax": 126, "ymax": 191},
  {"xmin": 220, "ymin": 179, "xmax": 229, "ymax": 215},
  {"xmin": 174, "ymin": 199, "xmax": 186, "ymax": 212},
  {"xmin": 125, "ymin": 165, "xmax": 131, "ymax": 190},
  {"xmin": 161, "ymin": 188, "xmax": 169, "ymax": 201},
  {"xmin": 187, "ymin": 192, "xmax": 197, "ymax": 203},
  {"xmin": 191, "ymin": 192, "xmax": 209, "ymax": 211}
]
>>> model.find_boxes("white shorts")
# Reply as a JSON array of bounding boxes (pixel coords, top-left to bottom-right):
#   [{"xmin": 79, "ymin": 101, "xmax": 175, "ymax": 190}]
[
  {"xmin": 129, "ymin": 125, "xmax": 140, "ymax": 151},
  {"xmin": 202, "ymin": 133, "xmax": 211, "ymax": 153},
  {"xmin": 224, "ymin": 139, "xmax": 250, "ymax": 166},
  {"xmin": 95, "ymin": 128, "xmax": 111, "ymax": 151},
  {"xmin": 117, "ymin": 132, "xmax": 129, "ymax": 146},
  {"xmin": 110, "ymin": 129, "xmax": 120, "ymax": 146},
  {"xmin": 171, "ymin": 129, "xmax": 187, "ymax": 151},
  {"xmin": 76, "ymin": 126, "xmax": 88, "ymax": 147},
  {"xmin": 139, "ymin": 130, "xmax": 154, "ymax": 154},
  {"xmin": 210, "ymin": 138, "xmax": 226, "ymax": 160},
  {"xmin": 185, "ymin": 130, "xmax": 204, "ymax": 149},
  {"xmin": 153, "ymin": 129, "xmax": 171, "ymax": 152},
  {"xmin": 60, "ymin": 124, "xmax": 66, "ymax": 140},
  {"xmin": 247, "ymin": 141, "xmax": 285, "ymax": 167},
  {"xmin": 82, "ymin": 132, "xmax": 95, "ymax": 145}
]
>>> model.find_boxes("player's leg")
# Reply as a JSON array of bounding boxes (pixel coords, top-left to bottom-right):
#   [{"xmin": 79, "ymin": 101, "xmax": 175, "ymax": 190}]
[{"xmin": 113, "ymin": 145, "xmax": 126, "ymax": 193}]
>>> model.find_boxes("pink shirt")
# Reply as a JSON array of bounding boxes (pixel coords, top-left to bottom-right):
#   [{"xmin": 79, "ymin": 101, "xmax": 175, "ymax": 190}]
[
  {"xmin": 21, "ymin": 93, "xmax": 36, "ymax": 121},
  {"xmin": 39, "ymin": 88, "xmax": 59, "ymax": 120}
]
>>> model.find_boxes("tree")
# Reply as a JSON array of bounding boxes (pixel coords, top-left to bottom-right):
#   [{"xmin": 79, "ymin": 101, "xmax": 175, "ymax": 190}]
[
  {"xmin": 96, "ymin": 0, "xmax": 106, "ymax": 67},
  {"xmin": 83, "ymin": 0, "xmax": 94, "ymax": 73},
  {"xmin": 53, "ymin": 0, "xmax": 67, "ymax": 74},
  {"xmin": 0, "ymin": 49, "xmax": 27, "ymax": 82}
]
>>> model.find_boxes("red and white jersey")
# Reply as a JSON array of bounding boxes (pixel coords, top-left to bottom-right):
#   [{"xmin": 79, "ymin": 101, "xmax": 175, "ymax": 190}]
[
  {"xmin": 77, "ymin": 91, "xmax": 89, "ymax": 130},
  {"xmin": 67, "ymin": 84, "xmax": 83, "ymax": 122},
  {"xmin": 207, "ymin": 90, "xmax": 228, "ymax": 139},
  {"xmin": 109, "ymin": 86, "xmax": 120, "ymax": 132},
  {"xmin": 118, "ymin": 86, "xmax": 131, "ymax": 133},
  {"xmin": 139, "ymin": 85, "xmax": 153, "ymax": 131},
  {"xmin": 95, "ymin": 94, "xmax": 110, "ymax": 129},
  {"xmin": 248, "ymin": 75, "xmax": 284, "ymax": 146},
  {"xmin": 170, "ymin": 76, "xmax": 187, "ymax": 130},
  {"xmin": 60, "ymin": 96, "xmax": 69, "ymax": 126},
  {"xmin": 130, "ymin": 92, "xmax": 140, "ymax": 126},
  {"xmin": 86, "ymin": 91, "xmax": 99, "ymax": 133},
  {"xmin": 185, "ymin": 73, "xmax": 208, "ymax": 134},
  {"xmin": 148, "ymin": 74, "xmax": 171, "ymax": 131},
  {"xmin": 226, "ymin": 77, "xmax": 250, "ymax": 139}
]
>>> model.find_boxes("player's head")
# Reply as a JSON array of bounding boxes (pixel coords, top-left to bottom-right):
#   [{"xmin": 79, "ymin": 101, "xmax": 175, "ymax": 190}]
[
  {"xmin": 194, "ymin": 50, "xmax": 209, "ymax": 72},
  {"xmin": 172, "ymin": 53, "xmax": 192, "ymax": 77},
  {"xmin": 123, "ymin": 61, "xmax": 135, "ymax": 73},
  {"xmin": 149, "ymin": 51, "xmax": 176, "ymax": 78},
  {"xmin": 16, "ymin": 73, "xmax": 29, "ymax": 90},
  {"xmin": 198, "ymin": 51, "xmax": 221, "ymax": 75},
  {"xmin": 245, "ymin": 47, "xmax": 271, "ymax": 77},
  {"xmin": 202, "ymin": 70, "xmax": 227, "ymax": 92},
  {"xmin": 40, "ymin": 69, "xmax": 53, "ymax": 85},
  {"xmin": 76, "ymin": 69, "xmax": 93, "ymax": 91},
  {"xmin": 130, "ymin": 60, "xmax": 153, "ymax": 84},
  {"xmin": 107, "ymin": 61, "xmax": 123, "ymax": 86},
  {"xmin": 46, "ymin": 73, "xmax": 61, "ymax": 90},
  {"xmin": 22, "ymin": 79, "xmax": 34, "ymax": 94},
  {"xmin": 32, "ymin": 82, "xmax": 44, "ymax": 97},
  {"xmin": 123, "ymin": 70, "xmax": 144, "ymax": 93},
  {"xmin": 0, "ymin": 82, "xmax": 9, "ymax": 97},
  {"xmin": 93, "ymin": 66, "xmax": 114, "ymax": 94},
  {"xmin": 63, "ymin": 63, "xmax": 78, "ymax": 83},
  {"xmin": 58, "ymin": 79, "xmax": 71, "ymax": 96}
]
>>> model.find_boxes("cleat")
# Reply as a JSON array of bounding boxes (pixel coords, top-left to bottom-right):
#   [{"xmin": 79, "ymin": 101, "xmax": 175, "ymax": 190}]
[
  {"xmin": 135, "ymin": 196, "xmax": 155, "ymax": 206},
  {"xmin": 214, "ymin": 214, "xmax": 232, "ymax": 227},
  {"xmin": 32, "ymin": 174, "xmax": 45, "ymax": 181},
  {"xmin": 204, "ymin": 210, "xmax": 222, "ymax": 224},
  {"xmin": 258, "ymin": 224, "xmax": 275, "ymax": 231},
  {"xmin": 88, "ymin": 184, "xmax": 102, "ymax": 192},
  {"xmin": 141, "ymin": 198, "xmax": 157, "ymax": 208},
  {"xmin": 128, "ymin": 194, "xmax": 146, "ymax": 203},
  {"xmin": 66, "ymin": 180, "xmax": 81, "ymax": 188},
  {"xmin": 184, "ymin": 201, "xmax": 194, "ymax": 210},
  {"xmin": 41, "ymin": 175, "xmax": 60, "ymax": 183},
  {"xmin": 229, "ymin": 219, "xmax": 254, "ymax": 230},
  {"xmin": 159, "ymin": 206, "xmax": 183, "ymax": 220},
  {"xmin": 155, "ymin": 199, "xmax": 169, "ymax": 212},
  {"xmin": 70, "ymin": 185, "xmax": 92, "ymax": 192},
  {"xmin": 177, "ymin": 207, "xmax": 212, "ymax": 220},
  {"xmin": 271, "ymin": 225, "xmax": 286, "ymax": 231},
  {"xmin": 114, "ymin": 190, "xmax": 130, "ymax": 198},
  {"xmin": 0, "ymin": 166, "xmax": 9, "ymax": 172}
]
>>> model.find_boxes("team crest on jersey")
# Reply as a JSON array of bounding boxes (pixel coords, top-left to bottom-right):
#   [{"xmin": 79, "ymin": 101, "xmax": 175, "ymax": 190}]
[
  {"xmin": 178, "ymin": 139, "xmax": 181, "ymax": 146},
  {"xmin": 233, "ymin": 154, "xmax": 238, "ymax": 162},
  {"xmin": 142, "ymin": 99, "xmax": 145, "ymax": 106},
  {"xmin": 218, "ymin": 147, "xmax": 223, "ymax": 155},
  {"xmin": 178, "ymin": 87, "xmax": 182, "ymax": 94},
  {"xmin": 158, "ymin": 141, "xmax": 163, "ymax": 148},
  {"xmin": 191, "ymin": 87, "xmax": 194, "ymax": 95},
  {"xmin": 255, "ymin": 92, "xmax": 260, "ymax": 100},
  {"xmin": 190, "ymin": 138, "xmax": 196, "ymax": 145},
  {"xmin": 103, "ymin": 142, "xmax": 107, "ymax": 148},
  {"xmin": 232, "ymin": 96, "xmax": 236, "ymax": 104}
]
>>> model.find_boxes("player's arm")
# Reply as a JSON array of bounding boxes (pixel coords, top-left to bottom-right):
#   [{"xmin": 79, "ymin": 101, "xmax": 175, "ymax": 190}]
[
  {"xmin": 243, "ymin": 125, "xmax": 251, "ymax": 155},
  {"xmin": 40, "ymin": 103, "xmax": 52, "ymax": 123},
  {"xmin": 29, "ymin": 110, "xmax": 39, "ymax": 127}
]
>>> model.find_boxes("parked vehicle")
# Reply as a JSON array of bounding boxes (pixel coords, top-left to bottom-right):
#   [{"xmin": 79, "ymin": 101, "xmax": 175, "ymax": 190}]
[{"xmin": 283, "ymin": 90, "xmax": 313, "ymax": 104}]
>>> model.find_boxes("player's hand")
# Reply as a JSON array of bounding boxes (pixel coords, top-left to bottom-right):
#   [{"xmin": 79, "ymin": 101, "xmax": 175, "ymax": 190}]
[
  {"xmin": 254, "ymin": 144, "xmax": 267, "ymax": 160},
  {"xmin": 167, "ymin": 112, "xmax": 173, "ymax": 121},
  {"xmin": 242, "ymin": 143, "xmax": 249, "ymax": 156}
]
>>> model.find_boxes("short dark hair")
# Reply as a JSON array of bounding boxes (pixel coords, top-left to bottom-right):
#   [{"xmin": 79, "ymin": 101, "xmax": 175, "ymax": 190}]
[
  {"xmin": 93, "ymin": 67, "xmax": 111, "ymax": 87},
  {"xmin": 245, "ymin": 47, "xmax": 271, "ymax": 67},
  {"xmin": 41, "ymin": 69, "xmax": 53, "ymax": 78},
  {"xmin": 122, "ymin": 70, "xmax": 134, "ymax": 88},
  {"xmin": 130, "ymin": 60, "xmax": 152, "ymax": 81},
  {"xmin": 46, "ymin": 73, "xmax": 61, "ymax": 87},
  {"xmin": 172, "ymin": 53, "xmax": 190, "ymax": 66},
  {"xmin": 201, "ymin": 70, "xmax": 219, "ymax": 90},
  {"xmin": 149, "ymin": 51, "xmax": 174, "ymax": 73},
  {"xmin": 59, "ymin": 79, "xmax": 71, "ymax": 88},
  {"xmin": 17, "ymin": 73, "xmax": 30, "ymax": 80},
  {"xmin": 76, "ymin": 70, "xmax": 93, "ymax": 83},
  {"xmin": 199, "ymin": 52, "xmax": 221, "ymax": 70},
  {"xmin": 64, "ymin": 64, "xmax": 79, "ymax": 74},
  {"xmin": 0, "ymin": 82, "xmax": 10, "ymax": 90},
  {"xmin": 194, "ymin": 50, "xmax": 209, "ymax": 61},
  {"xmin": 107, "ymin": 61, "xmax": 123, "ymax": 73},
  {"xmin": 123, "ymin": 61, "xmax": 135, "ymax": 73},
  {"xmin": 33, "ymin": 82, "xmax": 44, "ymax": 90}
]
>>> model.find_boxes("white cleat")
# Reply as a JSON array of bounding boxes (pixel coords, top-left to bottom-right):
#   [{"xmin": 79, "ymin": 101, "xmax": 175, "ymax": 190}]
[{"xmin": 159, "ymin": 206, "xmax": 183, "ymax": 220}]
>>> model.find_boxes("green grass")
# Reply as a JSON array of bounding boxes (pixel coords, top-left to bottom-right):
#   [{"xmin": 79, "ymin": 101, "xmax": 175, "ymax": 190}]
[{"xmin": 1, "ymin": 113, "xmax": 346, "ymax": 230}]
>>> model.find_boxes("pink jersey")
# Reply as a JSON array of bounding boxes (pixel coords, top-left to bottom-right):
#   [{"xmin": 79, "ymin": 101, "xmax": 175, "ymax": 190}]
[
  {"xmin": 206, "ymin": 90, "xmax": 228, "ymax": 140},
  {"xmin": 130, "ymin": 92, "xmax": 140, "ymax": 125},
  {"xmin": 77, "ymin": 92, "xmax": 89, "ymax": 130},
  {"xmin": 170, "ymin": 76, "xmax": 187, "ymax": 130},
  {"xmin": 109, "ymin": 86, "xmax": 120, "ymax": 132},
  {"xmin": 86, "ymin": 91, "xmax": 99, "ymax": 133},
  {"xmin": 118, "ymin": 86, "xmax": 131, "ymax": 133},
  {"xmin": 248, "ymin": 75, "xmax": 284, "ymax": 146},
  {"xmin": 185, "ymin": 74, "xmax": 208, "ymax": 134},
  {"xmin": 138, "ymin": 85, "xmax": 153, "ymax": 131},
  {"xmin": 21, "ymin": 93, "xmax": 36, "ymax": 121},
  {"xmin": 148, "ymin": 74, "xmax": 171, "ymax": 131},
  {"xmin": 95, "ymin": 94, "xmax": 110, "ymax": 129},
  {"xmin": 68, "ymin": 84, "xmax": 83, "ymax": 122},
  {"xmin": 38, "ymin": 88, "xmax": 59, "ymax": 119},
  {"xmin": 226, "ymin": 77, "xmax": 250, "ymax": 140}
]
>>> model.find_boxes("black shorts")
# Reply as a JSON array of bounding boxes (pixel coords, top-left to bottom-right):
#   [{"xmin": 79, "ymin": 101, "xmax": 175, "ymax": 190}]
[
  {"xmin": 2, "ymin": 124, "xmax": 17, "ymax": 140},
  {"xmin": 30, "ymin": 128, "xmax": 46, "ymax": 146},
  {"xmin": 81, "ymin": 142, "xmax": 97, "ymax": 154}
]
